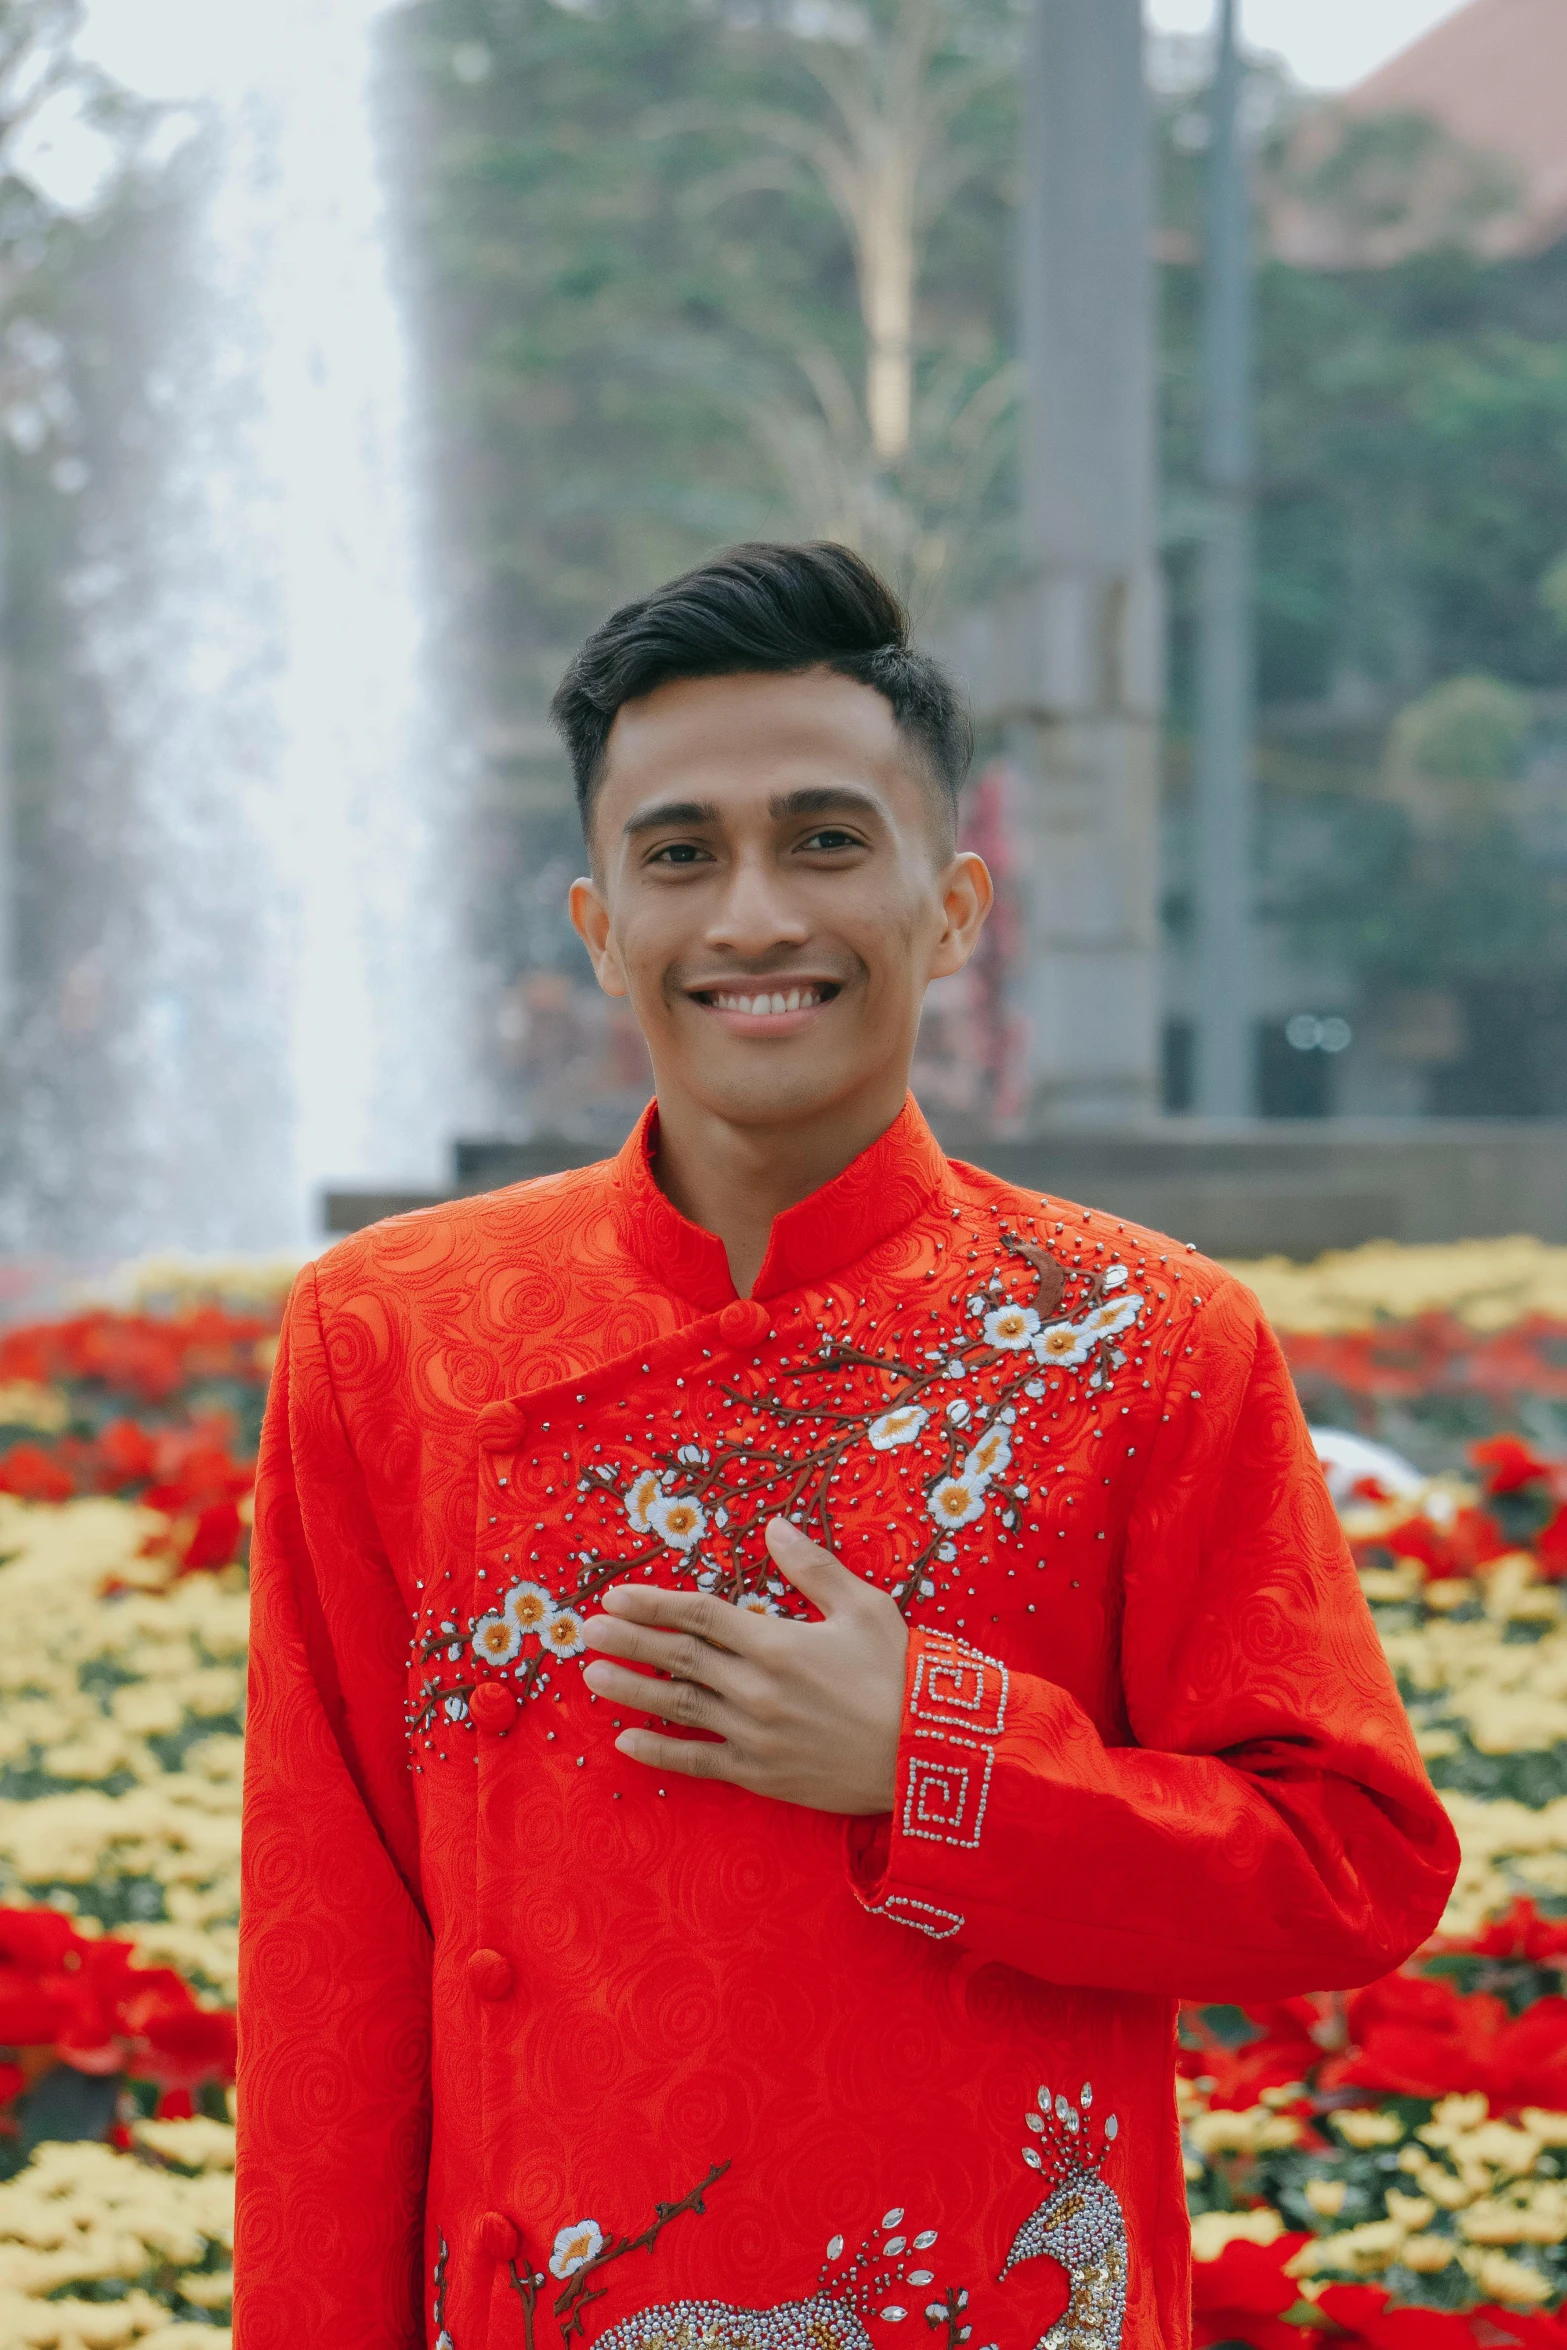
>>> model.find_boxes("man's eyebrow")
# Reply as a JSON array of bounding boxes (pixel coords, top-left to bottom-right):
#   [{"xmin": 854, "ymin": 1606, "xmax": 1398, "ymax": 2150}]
[
  {"xmin": 622, "ymin": 798, "xmax": 720, "ymax": 838},
  {"xmin": 767, "ymin": 785, "xmax": 884, "ymax": 822}
]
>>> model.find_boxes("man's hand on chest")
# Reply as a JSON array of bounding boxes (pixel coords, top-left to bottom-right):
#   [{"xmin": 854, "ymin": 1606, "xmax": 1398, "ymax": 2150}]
[{"xmin": 582, "ymin": 1517, "xmax": 908, "ymax": 1814}]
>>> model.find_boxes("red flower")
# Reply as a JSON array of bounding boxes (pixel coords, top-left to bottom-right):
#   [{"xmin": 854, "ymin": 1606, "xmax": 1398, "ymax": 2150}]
[
  {"xmin": 1435, "ymin": 1898, "xmax": 1567, "ymax": 1965},
  {"xmin": 1327, "ymin": 1972, "xmax": 1567, "ymax": 2112},
  {"xmin": 1313, "ymin": 2286, "xmax": 1567, "ymax": 2350},
  {"xmin": 1472, "ymin": 1436, "xmax": 1555, "ymax": 1495},
  {"xmin": 1181, "ymin": 1997, "xmax": 1326, "ymax": 2110},
  {"xmin": 0, "ymin": 1906, "xmax": 236, "ymax": 2094},
  {"xmin": 0, "ymin": 1441, "xmax": 76, "ymax": 1502},
  {"xmin": 180, "ymin": 1500, "xmax": 243, "ymax": 1573},
  {"xmin": 1372, "ymin": 1508, "xmax": 1509, "ymax": 1581},
  {"xmin": 1192, "ymin": 2233, "xmax": 1313, "ymax": 2350},
  {"xmin": 94, "ymin": 1416, "xmax": 158, "ymax": 1488}
]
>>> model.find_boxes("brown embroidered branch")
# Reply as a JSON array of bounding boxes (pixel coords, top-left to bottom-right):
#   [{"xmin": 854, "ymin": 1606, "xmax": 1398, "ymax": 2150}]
[
  {"xmin": 411, "ymin": 1237, "xmax": 1147, "ymax": 1741},
  {"xmin": 551, "ymin": 2161, "xmax": 732, "ymax": 2346},
  {"xmin": 434, "ymin": 2234, "xmax": 454, "ymax": 2349},
  {"xmin": 924, "ymin": 2285, "xmax": 973, "ymax": 2350},
  {"xmin": 1001, "ymin": 1231, "xmax": 1067, "ymax": 1315},
  {"xmin": 509, "ymin": 2258, "xmax": 540, "ymax": 2350}
]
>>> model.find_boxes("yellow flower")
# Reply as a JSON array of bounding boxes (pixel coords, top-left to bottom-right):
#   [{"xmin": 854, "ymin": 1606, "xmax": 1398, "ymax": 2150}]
[
  {"xmin": 1189, "ymin": 2209, "xmax": 1283, "ymax": 2262},
  {"xmin": 1332, "ymin": 2109, "xmax": 1405, "ymax": 2149}
]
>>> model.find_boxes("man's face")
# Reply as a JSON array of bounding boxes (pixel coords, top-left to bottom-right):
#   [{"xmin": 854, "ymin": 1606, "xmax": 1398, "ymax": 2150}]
[{"xmin": 568, "ymin": 668, "xmax": 991, "ymax": 1134}]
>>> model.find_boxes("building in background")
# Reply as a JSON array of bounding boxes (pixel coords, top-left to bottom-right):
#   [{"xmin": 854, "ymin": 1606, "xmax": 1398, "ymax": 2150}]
[{"xmin": 1157, "ymin": 0, "xmax": 1567, "ymax": 1123}]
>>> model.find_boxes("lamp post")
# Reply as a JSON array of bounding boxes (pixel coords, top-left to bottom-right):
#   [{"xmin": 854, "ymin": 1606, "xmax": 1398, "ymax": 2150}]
[
  {"xmin": 953, "ymin": 0, "xmax": 1162, "ymax": 1125},
  {"xmin": 1193, "ymin": 0, "xmax": 1255, "ymax": 1116}
]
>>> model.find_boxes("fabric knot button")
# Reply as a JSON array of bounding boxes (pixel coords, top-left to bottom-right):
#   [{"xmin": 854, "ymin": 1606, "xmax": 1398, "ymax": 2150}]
[
  {"xmin": 477, "ymin": 1400, "xmax": 525, "ymax": 1452},
  {"xmin": 718, "ymin": 1299, "xmax": 769, "ymax": 1348},
  {"xmin": 476, "ymin": 2210, "xmax": 518, "ymax": 2262},
  {"xmin": 469, "ymin": 1681, "xmax": 517, "ymax": 1733},
  {"xmin": 466, "ymin": 1948, "xmax": 513, "ymax": 2001}
]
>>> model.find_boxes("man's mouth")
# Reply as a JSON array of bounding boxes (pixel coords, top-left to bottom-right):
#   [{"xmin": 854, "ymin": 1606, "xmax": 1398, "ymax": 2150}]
[{"xmin": 688, "ymin": 981, "xmax": 841, "ymax": 1018}]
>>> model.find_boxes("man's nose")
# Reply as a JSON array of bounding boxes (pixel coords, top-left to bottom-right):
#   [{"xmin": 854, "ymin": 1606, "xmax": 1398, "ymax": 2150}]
[{"xmin": 703, "ymin": 853, "xmax": 810, "ymax": 953}]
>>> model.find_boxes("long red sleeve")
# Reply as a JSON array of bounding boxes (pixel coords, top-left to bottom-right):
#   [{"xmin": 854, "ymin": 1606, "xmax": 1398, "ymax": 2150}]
[
  {"xmin": 850, "ymin": 1278, "xmax": 1460, "ymax": 2002},
  {"xmin": 235, "ymin": 1266, "xmax": 431, "ymax": 2350}
]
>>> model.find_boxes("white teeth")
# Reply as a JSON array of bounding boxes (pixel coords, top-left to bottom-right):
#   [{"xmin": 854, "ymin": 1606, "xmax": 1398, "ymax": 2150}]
[{"xmin": 707, "ymin": 985, "xmax": 824, "ymax": 1013}]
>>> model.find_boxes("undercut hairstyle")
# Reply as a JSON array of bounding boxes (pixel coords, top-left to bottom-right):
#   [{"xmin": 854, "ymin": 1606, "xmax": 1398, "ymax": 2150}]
[{"xmin": 550, "ymin": 541, "xmax": 972, "ymax": 841}]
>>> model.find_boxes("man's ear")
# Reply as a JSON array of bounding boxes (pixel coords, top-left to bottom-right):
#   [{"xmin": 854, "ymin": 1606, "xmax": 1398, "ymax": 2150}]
[
  {"xmin": 568, "ymin": 876, "xmax": 630, "ymax": 999},
  {"xmin": 927, "ymin": 851, "xmax": 994, "ymax": 982}
]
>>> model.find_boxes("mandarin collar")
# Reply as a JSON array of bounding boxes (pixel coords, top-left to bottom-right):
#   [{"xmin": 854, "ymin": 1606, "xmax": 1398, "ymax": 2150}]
[{"xmin": 609, "ymin": 1093, "xmax": 950, "ymax": 1307}]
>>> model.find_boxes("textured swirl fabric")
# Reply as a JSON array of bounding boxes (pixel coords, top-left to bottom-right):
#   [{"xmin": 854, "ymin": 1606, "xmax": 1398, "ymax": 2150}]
[{"xmin": 234, "ymin": 1096, "xmax": 1458, "ymax": 2350}]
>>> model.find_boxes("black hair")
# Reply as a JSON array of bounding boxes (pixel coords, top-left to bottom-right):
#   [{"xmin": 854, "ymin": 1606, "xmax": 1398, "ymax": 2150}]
[{"xmin": 549, "ymin": 541, "xmax": 972, "ymax": 838}]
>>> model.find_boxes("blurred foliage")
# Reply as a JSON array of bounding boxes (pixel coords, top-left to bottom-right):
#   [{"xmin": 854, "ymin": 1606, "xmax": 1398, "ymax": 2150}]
[
  {"xmin": 378, "ymin": 10, "xmax": 1567, "ymax": 1100},
  {"xmin": 1390, "ymin": 677, "xmax": 1534, "ymax": 795},
  {"xmin": 381, "ymin": 0, "xmax": 1024, "ymax": 713}
]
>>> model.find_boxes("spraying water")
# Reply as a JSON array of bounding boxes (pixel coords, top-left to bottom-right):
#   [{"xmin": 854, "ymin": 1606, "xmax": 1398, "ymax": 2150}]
[{"xmin": 26, "ymin": 0, "xmax": 475, "ymax": 1256}]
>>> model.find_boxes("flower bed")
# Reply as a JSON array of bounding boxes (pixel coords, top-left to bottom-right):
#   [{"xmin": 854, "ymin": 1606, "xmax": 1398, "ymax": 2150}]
[
  {"xmin": 0, "ymin": 1266, "xmax": 280, "ymax": 2346},
  {"xmin": 0, "ymin": 1240, "xmax": 1564, "ymax": 2350}
]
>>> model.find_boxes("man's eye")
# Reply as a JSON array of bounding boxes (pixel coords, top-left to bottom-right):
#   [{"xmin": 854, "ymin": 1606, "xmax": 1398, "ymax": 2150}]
[
  {"xmin": 802, "ymin": 828, "xmax": 862, "ymax": 852},
  {"xmin": 649, "ymin": 841, "xmax": 709, "ymax": 865}
]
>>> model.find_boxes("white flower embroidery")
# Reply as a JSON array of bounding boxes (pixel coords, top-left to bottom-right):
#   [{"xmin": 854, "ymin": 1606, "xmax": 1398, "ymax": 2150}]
[
  {"xmin": 443, "ymin": 1694, "xmax": 469, "ymax": 1722},
  {"xmin": 736, "ymin": 1590, "xmax": 778, "ymax": 1615},
  {"xmin": 646, "ymin": 1490, "xmax": 706, "ymax": 1551},
  {"xmin": 945, "ymin": 1398, "xmax": 971, "ymax": 1425},
  {"xmin": 928, "ymin": 1474, "xmax": 987, "ymax": 1531},
  {"xmin": 1033, "ymin": 1320, "xmax": 1096, "ymax": 1368},
  {"xmin": 1081, "ymin": 1292, "xmax": 1144, "ymax": 1339},
  {"xmin": 503, "ymin": 1580, "xmax": 553, "ymax": 1635},
  {"xmin": 1025, "ymin": 1379, "xmax": 1046, "ymax": 1399},
  {"xmin": 541, "ymin": 1607, "xmax": 588, "ymax": 1657},
  {"xmin": 964, "ymin": 1424, "xmax": 1013, "ymax": 1482},
  {"xmin": 550, "ymin": 2219, "xmax": 604, "ymax": 2279},
  {"xmin": 982, "ymin": 1302, "xmax": 1040, "ymax": 1351},
  {"xmin": 471, "ymin": 1611, "xmax": 522, "ymax": 1665},
  {"xmin": 625, "ymin": 1468, "xmax": 661, "ymax": 1534},
  {"xmin": 869, "ymin": 1405, "xmax": 927, "ymax": 1450},
  {"xmin": 1102, "ymin": 1264, "xmax": 1128, "ymax": 1290}
]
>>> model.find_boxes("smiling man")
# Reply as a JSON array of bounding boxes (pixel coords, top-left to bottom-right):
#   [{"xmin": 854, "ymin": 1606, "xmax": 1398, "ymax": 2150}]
[{"xmin": 235, "ymin": 543, "xmax": 1458, "ymax": 2350}]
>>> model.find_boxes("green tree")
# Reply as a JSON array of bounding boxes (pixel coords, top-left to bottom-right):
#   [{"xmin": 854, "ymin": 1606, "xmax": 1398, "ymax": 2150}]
[{"xmin": 384, "ymin": 0, "xmax": 1021, "ymax": 718}]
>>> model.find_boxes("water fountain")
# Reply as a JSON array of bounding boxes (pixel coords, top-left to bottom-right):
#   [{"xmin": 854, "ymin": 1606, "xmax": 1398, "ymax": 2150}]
[{"xmin": 13, "ymin": 0, "xmax": 478, "ymax": 1260}]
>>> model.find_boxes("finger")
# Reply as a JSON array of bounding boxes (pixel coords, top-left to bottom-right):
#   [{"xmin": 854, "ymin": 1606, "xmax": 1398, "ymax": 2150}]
[
  {"xmin": 583, "ymin": 1655, "xmax": 734, "ymax": 1734},
  {"xmin": 582, "ymin": 1612, "xmax": 748, "ymax": 1698},
  {"xmin": 763, "ymin": 1516, "xmax": 866, "ymax": 1613},
  {"xmin": 613, "ymin": 1724, "xmax": 735, "ymax": 1781},
  {"xmin": 597, "ymin": 1581, "xmax": 762, "ymax": 1655}
]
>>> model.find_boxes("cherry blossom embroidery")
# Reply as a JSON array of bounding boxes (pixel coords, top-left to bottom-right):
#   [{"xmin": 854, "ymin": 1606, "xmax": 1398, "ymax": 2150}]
[
  {"xmin": 501, "ymin": 2164, "xmax": 731, "ymax": 2350},
  {"xmin": 551, "ymin": 2220, "xmax": 605, "ymax": 2279},
  {"xmin": 410, "ymin": 1216, "xmax": 1156, "ymax": 1741}
]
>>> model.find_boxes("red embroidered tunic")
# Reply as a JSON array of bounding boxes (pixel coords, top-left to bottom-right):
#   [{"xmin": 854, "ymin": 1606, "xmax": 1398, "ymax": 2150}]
[{"xmin": 235, "ymin": 1100, "xmax": 1458, "ymax": 2350}]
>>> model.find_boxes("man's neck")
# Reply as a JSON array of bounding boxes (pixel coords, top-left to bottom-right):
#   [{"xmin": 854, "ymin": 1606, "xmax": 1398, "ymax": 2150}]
[{"xmin": 651, "ymin": 1078, "xmax": 909, "ymax": 1297}]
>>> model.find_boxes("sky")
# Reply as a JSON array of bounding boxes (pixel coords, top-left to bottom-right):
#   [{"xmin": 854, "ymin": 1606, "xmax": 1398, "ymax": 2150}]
[
  {"xmin": 8, "ymin": 0, "xmax": 1485, "ymax": 214},
  {"xmin": 66, "ymin": 0, "xmax": 1486, "ymax": 106},
  {"xmin": 1144, "ymin": 0, "xmax": 1475, "ymax": 92}
]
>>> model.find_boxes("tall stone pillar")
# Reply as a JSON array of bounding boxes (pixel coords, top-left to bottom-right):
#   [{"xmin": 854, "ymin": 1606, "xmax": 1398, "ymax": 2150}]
[{"xmin": 953, "ymin": 0, "xmax": 1162, "ymax": 1124}]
